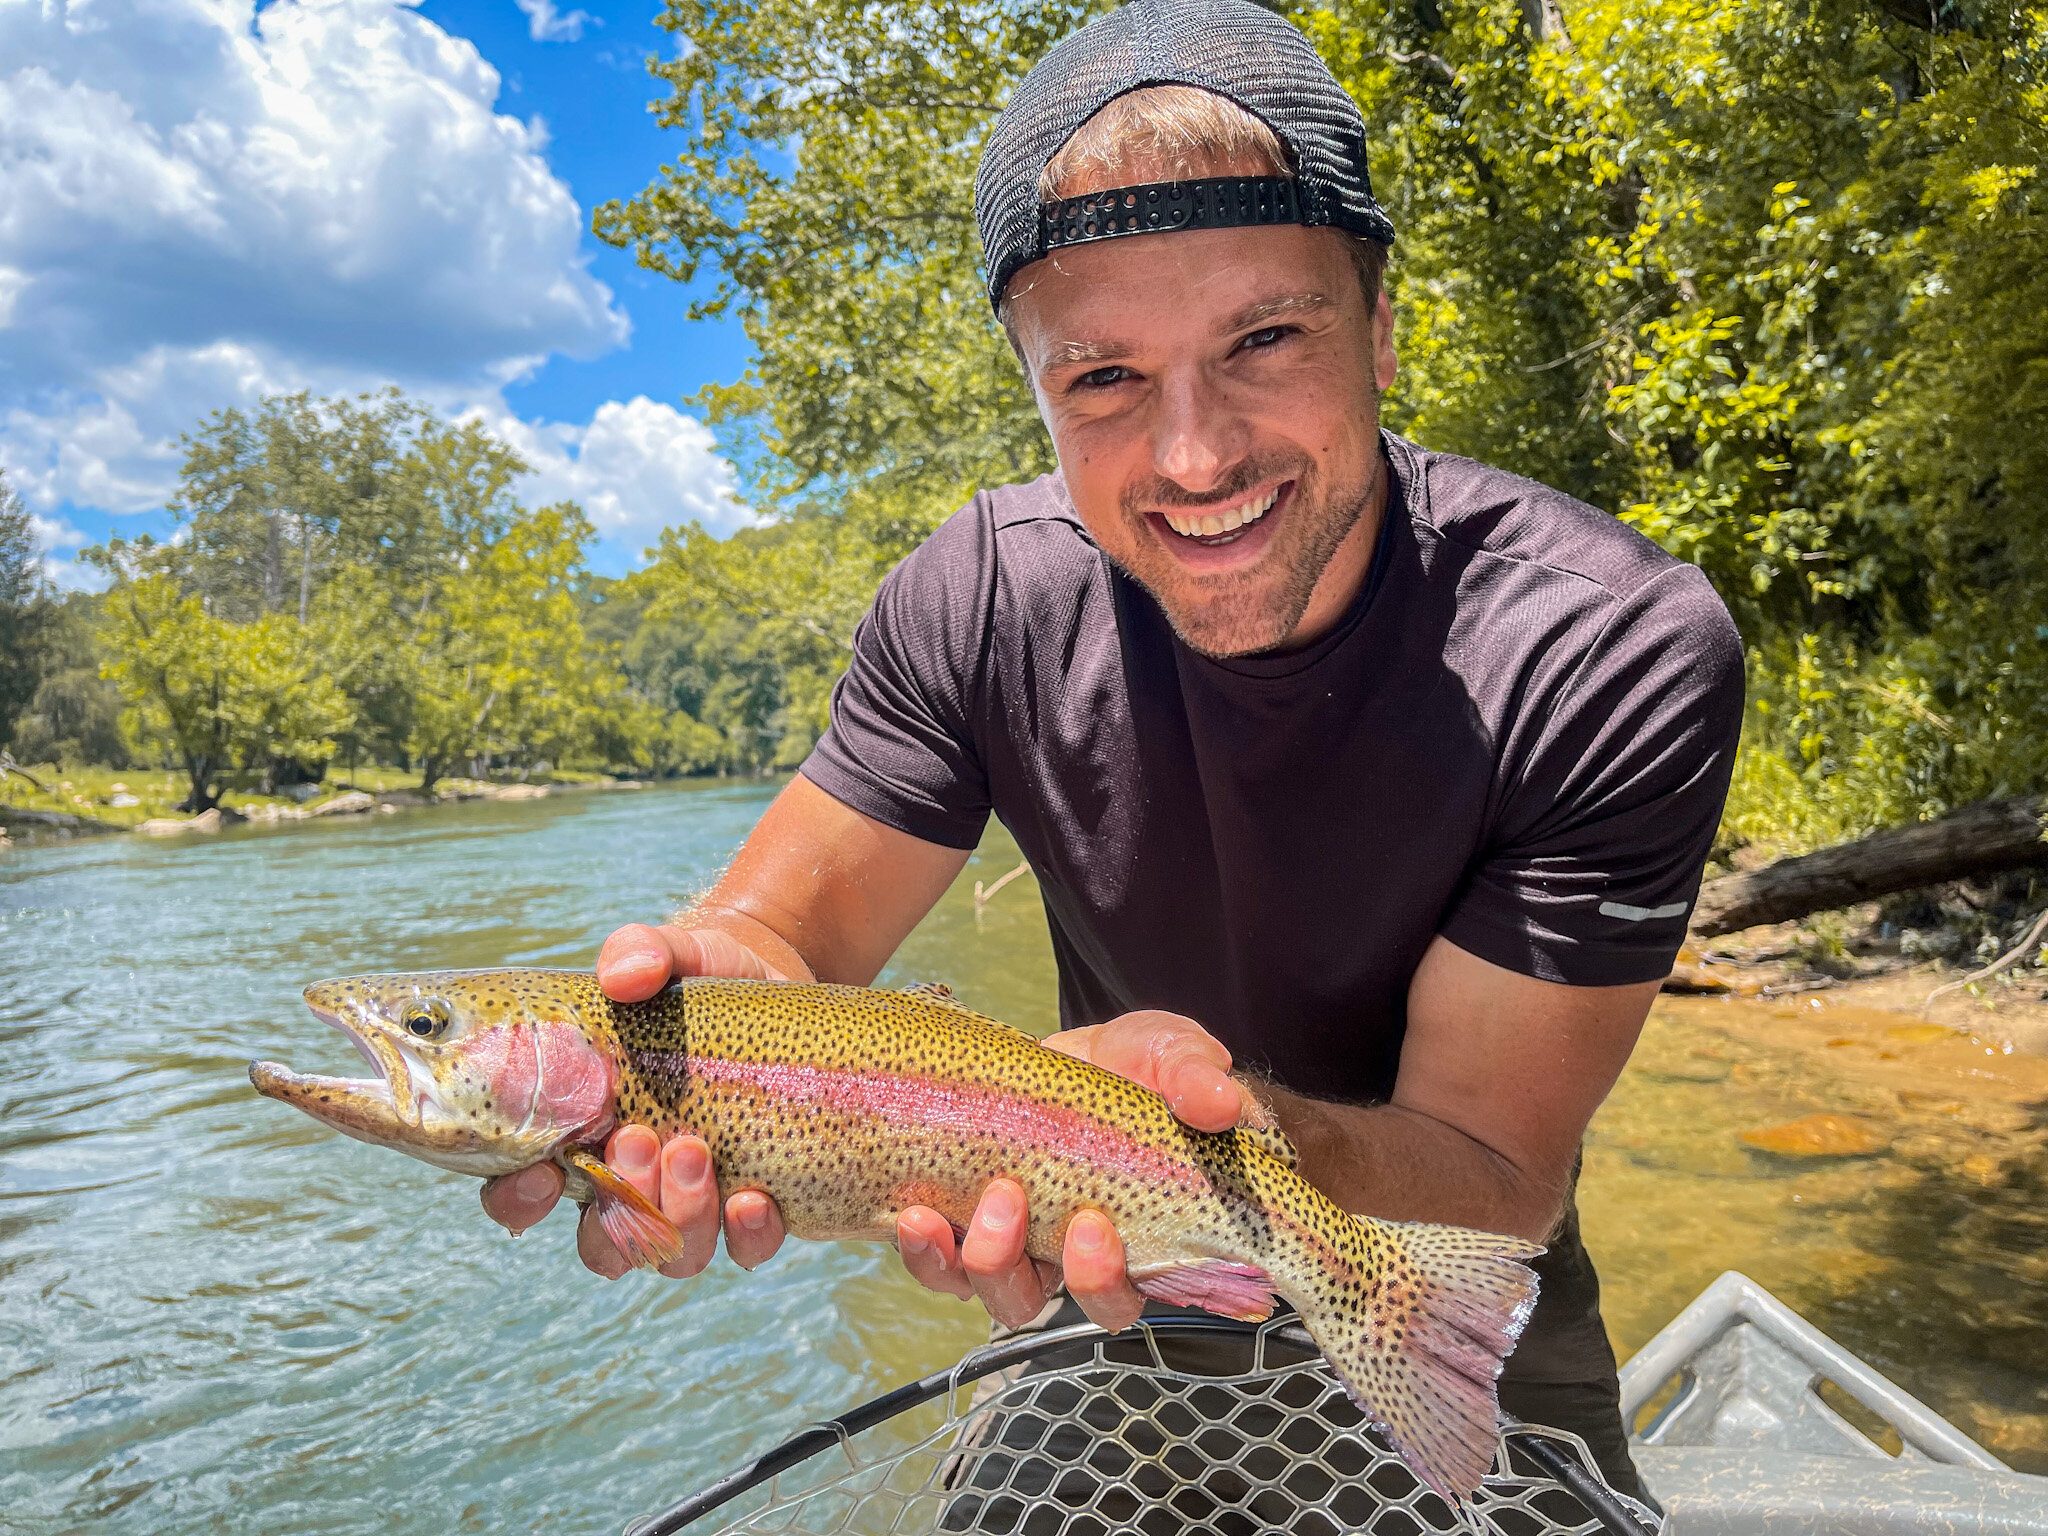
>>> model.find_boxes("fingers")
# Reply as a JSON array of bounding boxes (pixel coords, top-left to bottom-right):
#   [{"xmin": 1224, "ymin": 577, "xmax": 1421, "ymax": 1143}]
[
  {"xmin": 481, "ymin": 1161, "xmax": 563, "ymax": 1233},
  {"xmin": 596, "ymin": 923, "xmax": 681, "ymax": 1001},
  {"xmin": 570, "ymin": 1125, "xmax": 785, "ymax": 1279},
  {"xmin": 577, "ymin": 1124, "xmax": 664, "ymax": 1280},
  {"xmin": 655, "ymin": 1135, "xmax": 722, "ymax": 1280},
  {"xmin": 597, "ymin": 922, "xmax": 788, "ymax": 1002},
  {"xmin": 722, "ymin": 1189, "xmax": 786, "ymax": 1270},
  {"xmin": 959, "ymin": 1179, "xmax": 1052, "ymax": 1329},
  {"xmin": 1063, "ymin": 1209, "xmax": 1144, "ymax": 1333},
  {"xmin": 1049, "ymin": 1011, "xmax": 1243, "ymax": 1133},
  {"xmin": 897, "ymin": 1206, "xmax": 973, "ymax": 1299}
]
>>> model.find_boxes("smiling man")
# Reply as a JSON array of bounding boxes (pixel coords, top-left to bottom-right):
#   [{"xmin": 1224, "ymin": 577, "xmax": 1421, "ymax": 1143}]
[{"xmin": 483, "ymin": 0, "xmax": 1742, "ymax": 1502}]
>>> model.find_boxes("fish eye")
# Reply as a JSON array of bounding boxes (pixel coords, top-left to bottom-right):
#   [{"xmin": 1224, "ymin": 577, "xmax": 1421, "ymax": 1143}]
[{"xmin": 400, "ymin": 999, "xmax": 452, "ymax": 1040}]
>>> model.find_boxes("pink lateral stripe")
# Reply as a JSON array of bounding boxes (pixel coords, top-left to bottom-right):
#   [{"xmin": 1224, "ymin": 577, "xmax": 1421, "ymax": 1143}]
[{"xmin": 677, "ymin": 1053, "xmax": 1209, "ymax": 1194}]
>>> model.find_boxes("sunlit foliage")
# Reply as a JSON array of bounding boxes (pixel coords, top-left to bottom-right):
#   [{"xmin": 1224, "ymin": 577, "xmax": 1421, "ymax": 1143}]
[{"xmin": 600, "ymin": 0, "xmax": 2048, "ymax": 847}]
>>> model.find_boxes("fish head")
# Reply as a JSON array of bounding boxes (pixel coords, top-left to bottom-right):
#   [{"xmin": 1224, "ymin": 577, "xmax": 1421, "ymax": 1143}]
[{"xmin": 249, "ymin": 969, "xmax": 617, "ymax": 1178}]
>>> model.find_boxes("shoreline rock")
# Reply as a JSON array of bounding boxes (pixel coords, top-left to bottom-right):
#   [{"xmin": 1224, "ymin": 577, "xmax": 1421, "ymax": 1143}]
[
  {"xmin": 137, "ymin": 808, "xmax": 226, "ymax": 836},
  {"xmin": 308, "ymin": 790, "xmax": 377, "ymax": 817}
]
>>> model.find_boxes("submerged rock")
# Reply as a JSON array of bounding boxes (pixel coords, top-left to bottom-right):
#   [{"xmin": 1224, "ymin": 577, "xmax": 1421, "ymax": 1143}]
[{"xmin": 1740, "ymin": 1113, "xmax": 1890, "ymax": 1158}]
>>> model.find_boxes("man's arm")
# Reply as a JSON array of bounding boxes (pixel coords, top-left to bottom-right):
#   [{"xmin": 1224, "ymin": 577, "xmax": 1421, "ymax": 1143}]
[
  {"xmin": 920, "ymin": 934, "xmax": 1659, "ymax": 1327},
  {"xmin": 1263, "ymin": 935, "xmax": 1658, "ymax": 1237},
  {"xmin": 600, "ymin": 772, "xmax": 971, "ymax": 995}
]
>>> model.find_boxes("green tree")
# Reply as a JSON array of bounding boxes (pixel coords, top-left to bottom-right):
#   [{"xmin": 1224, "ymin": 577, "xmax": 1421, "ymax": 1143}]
[
  {"xmin": 90, "ymin": 392, "xmax": 659, "ymax": 796},
  {"xmin": 93, "ymin": 565, "xmax": 353, "ymax": 810},
  {"xmin": 406, "ymin": 502, "xmax": 629, "ymax": 790},
  {"xmin": 602, "ymin": 0, "xmax": 2048, "ymax": 847},
  {"xmin": 0, "ymin": 468, "xmax": 58, "ymax": 753},
  {"xmin": 8, "ymin": 594, "xmax": 131, "ymax": 769}
]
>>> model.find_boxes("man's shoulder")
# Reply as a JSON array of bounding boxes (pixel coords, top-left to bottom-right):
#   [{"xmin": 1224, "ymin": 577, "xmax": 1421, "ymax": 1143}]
[
  {"xmin": 1396, "ymin": 435, "xmax": 1693, "ymax": 606},
  {"xmin": 892, "ymin": 472, "xmax": 1101, "ymax": 599}
]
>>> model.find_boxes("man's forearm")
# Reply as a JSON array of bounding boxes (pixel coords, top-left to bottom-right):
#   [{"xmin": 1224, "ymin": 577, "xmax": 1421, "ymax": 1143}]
[{"xmin": 1257, "ymin": 1083, "xmax": 1570, "ymax": 1243}]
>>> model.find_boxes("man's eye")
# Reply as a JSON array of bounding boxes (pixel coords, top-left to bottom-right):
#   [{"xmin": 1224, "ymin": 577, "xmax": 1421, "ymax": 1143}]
[
  {"xmin": 1240, "ymin": 325, "xmax": 1292, "ymax": 351},
  {"xmin": 1075, "ymin": 365, "xmax": 1133, "ymax": 389}
]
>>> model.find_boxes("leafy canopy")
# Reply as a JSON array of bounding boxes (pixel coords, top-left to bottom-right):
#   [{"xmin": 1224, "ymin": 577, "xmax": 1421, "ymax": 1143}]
[{"xmin": 603, "ymin": 0, "xmax": 2048, "ymax": 846}]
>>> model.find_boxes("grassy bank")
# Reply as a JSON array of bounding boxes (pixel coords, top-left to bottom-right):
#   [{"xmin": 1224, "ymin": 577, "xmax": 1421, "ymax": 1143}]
[{"xmin": 0, "ymin": 762, "xmax": 629, "ymax": 835}]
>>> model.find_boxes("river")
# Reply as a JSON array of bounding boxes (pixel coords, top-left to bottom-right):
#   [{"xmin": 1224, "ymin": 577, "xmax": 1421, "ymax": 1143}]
[{"xmin": 1, "ymin": 782, "xmax": 2042, "ymax": 1532}]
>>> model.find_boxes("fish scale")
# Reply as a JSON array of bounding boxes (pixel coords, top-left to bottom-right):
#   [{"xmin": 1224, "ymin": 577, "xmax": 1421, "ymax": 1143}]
[{"xmin": 250, "ymin": 967, "xmax": 1541, "ymax": 1505}]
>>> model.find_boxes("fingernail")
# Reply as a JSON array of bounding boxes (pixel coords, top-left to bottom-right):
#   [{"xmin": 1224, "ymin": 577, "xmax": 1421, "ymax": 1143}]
[
  {"xmin": 901, "ymin": 1229, "xmax": 930, "ymax": 1256},
  {"xmin": 513, "ymin": 1165, "xmax": 555, "ymax": 1202},
  {"xmin": 1072, "ymin": 1218, "xmax": 1104, "ymax": 1254},
  {"xmin": 615, "ymin": 1138, "xmax": 655, "ymax": 1176},
  {"xmin": 982, "ymin": 1185, "xmax": 1019, "ymax": 1230},
  {"xmin": 671, "ymin": 1140, "xmax": 709, "ymax": 1185},
  {"xmin": 735, "ymin": 1200, "xmax": 769, "ymax": 1232}
]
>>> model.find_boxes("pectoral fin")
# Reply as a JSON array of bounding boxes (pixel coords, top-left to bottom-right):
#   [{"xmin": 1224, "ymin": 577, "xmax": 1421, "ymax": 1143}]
[
  {"xmin": 1128, "ymin": 1259, "xmax": 1276, "ymax": 1322},
  {"xmin": 565, "ymin": 1149, "xmax": 685, "ymax": 1271}
]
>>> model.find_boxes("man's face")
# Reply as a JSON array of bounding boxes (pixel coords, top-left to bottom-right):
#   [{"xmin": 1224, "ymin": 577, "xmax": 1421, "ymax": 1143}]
[{"xmin": 1006, "ymin": 163, "xmax": 1398, "ymax": 658}]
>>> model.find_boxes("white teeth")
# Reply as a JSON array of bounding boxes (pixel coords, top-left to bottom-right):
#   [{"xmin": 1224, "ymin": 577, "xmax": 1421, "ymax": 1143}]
[{"xmin": 1162, "ymin": 487, "xmax": 1279, "ymax": 539}]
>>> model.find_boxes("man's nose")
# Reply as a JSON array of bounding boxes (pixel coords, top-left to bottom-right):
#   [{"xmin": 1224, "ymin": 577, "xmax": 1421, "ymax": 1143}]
[{"xmin": 1150, "ymin": 372, "xmax": 1247, "ymax": 494}]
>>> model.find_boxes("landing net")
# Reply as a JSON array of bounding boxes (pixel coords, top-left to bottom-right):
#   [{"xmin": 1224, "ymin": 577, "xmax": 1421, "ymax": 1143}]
[{"xmin": 626, "ymin": 1316, "xmax": 1661, "ymax": 1536}]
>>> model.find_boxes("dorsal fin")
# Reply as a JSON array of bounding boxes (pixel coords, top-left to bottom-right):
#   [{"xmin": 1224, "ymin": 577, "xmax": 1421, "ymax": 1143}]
[{"xmin": 898, "ymin": 982, "xmax": 1035, "ymax": 1039}]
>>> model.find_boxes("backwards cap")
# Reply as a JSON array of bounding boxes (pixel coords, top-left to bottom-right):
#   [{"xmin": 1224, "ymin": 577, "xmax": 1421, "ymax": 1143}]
[{"xmin": 973, "ymin": 0, "xmax": 1396, "ymax": 313}]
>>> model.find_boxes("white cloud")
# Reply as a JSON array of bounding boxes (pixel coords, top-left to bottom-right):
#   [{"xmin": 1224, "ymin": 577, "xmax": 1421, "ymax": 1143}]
[
  {"xmin": 0, "ymin": 0, "xmax": 643, "ymax": 517},
  {"xmin": 481, "ymin": 396, "xmax": 752, "ymax": 559},
  {"xmin": 29, "ymin": 515, "xmax": 85, "ymax": 551},
  {"xmin": 24, "ymin": 512, "xmax": 103, "ymax": 592},
  {"xmin": 513, "ymin": 0, "xmax": 592, "ymax": 43}
]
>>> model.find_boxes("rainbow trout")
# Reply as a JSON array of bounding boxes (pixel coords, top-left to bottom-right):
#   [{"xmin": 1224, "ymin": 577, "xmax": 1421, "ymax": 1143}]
[{"xmin": 249, "ymin": 969, "xmax": 1539, "ymax": 1500}]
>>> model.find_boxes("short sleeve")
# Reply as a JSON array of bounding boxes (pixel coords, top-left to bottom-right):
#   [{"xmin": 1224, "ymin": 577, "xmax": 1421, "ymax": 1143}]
[
  {"xmin": 798, "ymin": 500, "xmax": 996, "ymax": 851},
  {"xmin": 1437, "ymin": 565, "xmax": 1745, "ymax": 987}
]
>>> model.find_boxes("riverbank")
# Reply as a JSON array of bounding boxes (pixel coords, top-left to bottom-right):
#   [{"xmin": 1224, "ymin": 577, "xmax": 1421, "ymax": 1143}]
[
  {"xmin": 0, "ymin": 765, "xmax": 653, "ymax": 845},
  {"xmin": 1670, "ymin": 888, "xmax": 2048, "ymax": 1054}
]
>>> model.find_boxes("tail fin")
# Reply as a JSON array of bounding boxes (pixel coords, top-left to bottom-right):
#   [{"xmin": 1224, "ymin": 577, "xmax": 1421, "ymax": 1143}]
[{"xmin": 1289, "ymin": 1215, "xmax": 1541, "ymax": 1506}]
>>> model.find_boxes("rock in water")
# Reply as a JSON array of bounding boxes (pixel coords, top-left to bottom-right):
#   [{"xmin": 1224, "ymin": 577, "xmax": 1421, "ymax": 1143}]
[
  {"xmin": 1740, "ymin": 1113, "xmax": 1888, "ymax": 1158},
  {"xmin": 308, "ymin": 791, "xmax": 376, "ymax": 817}
]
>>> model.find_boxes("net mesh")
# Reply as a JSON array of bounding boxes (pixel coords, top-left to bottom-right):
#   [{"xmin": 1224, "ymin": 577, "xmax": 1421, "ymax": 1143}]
[{"xmin": 682, "ymin": 1319, "xmax": 1659, "ymax": 1536}]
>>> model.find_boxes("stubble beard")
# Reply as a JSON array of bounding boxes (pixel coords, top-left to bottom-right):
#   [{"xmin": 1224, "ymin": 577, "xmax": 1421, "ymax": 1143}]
[{"xmin": 1112, "ymin": 453, "xmax": 1377, "ymax": 660}]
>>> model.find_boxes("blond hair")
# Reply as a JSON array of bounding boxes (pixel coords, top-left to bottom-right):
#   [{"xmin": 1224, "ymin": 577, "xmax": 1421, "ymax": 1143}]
[{"xmin": 1003, "ymin": 84, "xmax": 1386, "ymax": 332}]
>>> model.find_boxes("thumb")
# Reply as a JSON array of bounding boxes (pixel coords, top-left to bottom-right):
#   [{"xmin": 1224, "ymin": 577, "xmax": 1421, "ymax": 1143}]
[{"xmin": 667, "ymin": 927, "xmax": 789, "ymax": 982}]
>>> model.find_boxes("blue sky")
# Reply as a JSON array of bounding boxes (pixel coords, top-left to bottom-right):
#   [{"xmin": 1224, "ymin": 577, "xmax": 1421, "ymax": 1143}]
[
  {"xmin": 2, "ymin": 0, "xmax": 762, "ymax": 582},
  {"xmin": 420, "ymin": 0, "xmax": 750, "ymax": 426}
]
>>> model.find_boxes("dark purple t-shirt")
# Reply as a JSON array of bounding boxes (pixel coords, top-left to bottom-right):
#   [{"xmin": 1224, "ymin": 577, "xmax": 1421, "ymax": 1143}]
[{"xmin": 803, "ymin": 433, "xmax": 1744, "ymax": 1105}]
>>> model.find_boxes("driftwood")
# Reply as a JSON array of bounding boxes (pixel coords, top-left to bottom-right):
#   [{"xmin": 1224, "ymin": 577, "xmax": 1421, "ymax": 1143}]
[
  {"xmin": 0, "ymin": 805, "xmax": 117, "ymax": 834},
  {"xmin": 1691, "ymin": 794, "xmax": 2048, "ymax": 938}
]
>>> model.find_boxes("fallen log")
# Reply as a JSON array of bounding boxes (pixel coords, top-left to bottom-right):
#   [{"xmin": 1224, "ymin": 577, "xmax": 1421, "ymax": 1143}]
[
  {"xmin": 1691, "ymin": 794, "xmax": 2048, "ymax": 938},
  {"xmin": 0, "ymin": 805, "xmax": 118, "ymax": 834}
]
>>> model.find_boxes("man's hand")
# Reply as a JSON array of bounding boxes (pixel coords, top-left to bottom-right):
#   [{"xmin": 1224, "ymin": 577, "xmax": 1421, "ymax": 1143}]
[
  {"xmin": 896, "ymin": 1009, "xmax": 1248, "ymax": 1333},
  {"xmin": 476, "ymin": 921, "xmax": 794, "ymax": 1278}
]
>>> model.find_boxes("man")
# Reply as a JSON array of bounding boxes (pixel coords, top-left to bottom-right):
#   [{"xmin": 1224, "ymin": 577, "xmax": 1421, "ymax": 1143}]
[{"xmin": 485, "ymin": 0, "xmax": 1742, "ymax": 1503}]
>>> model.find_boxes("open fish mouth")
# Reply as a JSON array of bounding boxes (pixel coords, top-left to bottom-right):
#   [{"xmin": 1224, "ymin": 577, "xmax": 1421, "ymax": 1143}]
[{"xmin": 247, "ymin": 990, "xmax": 423, "ymax": 1138}]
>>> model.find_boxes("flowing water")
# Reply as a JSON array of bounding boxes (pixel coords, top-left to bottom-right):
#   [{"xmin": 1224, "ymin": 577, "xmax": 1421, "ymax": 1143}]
[{"xmin": 1, "ymin": 782, "xmax": 2042, "ymax": 1533}]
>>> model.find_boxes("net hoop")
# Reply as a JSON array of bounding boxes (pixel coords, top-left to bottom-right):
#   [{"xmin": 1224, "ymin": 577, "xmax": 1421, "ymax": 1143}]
[{"xmin": 625, "ymin": 1315, "xmax": 1661, "ymax": 1536}]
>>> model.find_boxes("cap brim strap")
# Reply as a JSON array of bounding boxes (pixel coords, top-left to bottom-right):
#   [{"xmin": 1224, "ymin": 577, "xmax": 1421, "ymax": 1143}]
[{"xmin": 1039, "ymin": 175, "xmax": 1305, "ymax": 251}]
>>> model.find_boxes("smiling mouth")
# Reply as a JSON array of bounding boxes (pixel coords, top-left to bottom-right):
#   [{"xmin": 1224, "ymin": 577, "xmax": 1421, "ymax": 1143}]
[{"xmin": 1154, "ymin": 483, "xmax": 1284, "ymax": 547}]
